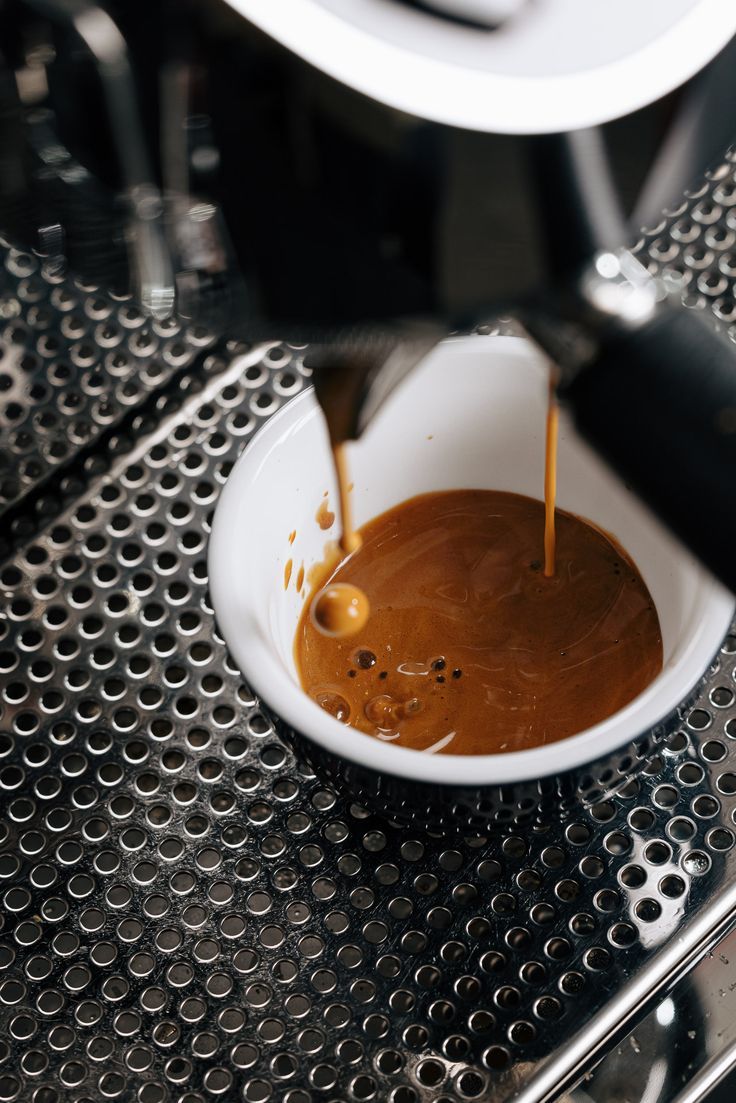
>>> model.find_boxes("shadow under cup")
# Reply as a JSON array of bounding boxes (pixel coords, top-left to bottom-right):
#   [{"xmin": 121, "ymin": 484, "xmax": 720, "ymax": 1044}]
[{"xmin": 209, "ymin": 337, "xmax": 734, "ymax": 831}]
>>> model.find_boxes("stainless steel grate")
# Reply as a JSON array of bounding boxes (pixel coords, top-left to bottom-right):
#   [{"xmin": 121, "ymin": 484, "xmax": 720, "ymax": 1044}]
[
  {"xmin": 0, "ymin": 152, "xmax": 735, "ymax": 1103},
  {"xmin": 634, "ymin": 146, "xmax": 736, "ymax": 325},
  {"xmin": 0, "ymin": 244, "xmax": 215, "ymax": 520}
]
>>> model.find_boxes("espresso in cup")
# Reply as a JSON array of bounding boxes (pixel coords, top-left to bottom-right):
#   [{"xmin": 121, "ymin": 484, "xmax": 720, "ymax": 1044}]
[
  {"xmin": 295, "ymin": 488, "xmax": 663, "ymax": 755},
  {"xmin": 293, "ymin": 366, "xmax": 663, "ymax": 756}
]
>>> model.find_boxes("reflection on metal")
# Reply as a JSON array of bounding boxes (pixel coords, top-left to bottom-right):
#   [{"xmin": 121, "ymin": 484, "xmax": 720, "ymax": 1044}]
[{"xmin": 670, "ymin": 1039, "xmax": 736, "ymax": 1103}]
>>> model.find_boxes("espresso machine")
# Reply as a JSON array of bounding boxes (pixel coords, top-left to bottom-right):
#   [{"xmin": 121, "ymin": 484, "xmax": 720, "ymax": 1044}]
[{"xmin": 3, "ymin": 4, "xmax": 736, "ymax": 1103}]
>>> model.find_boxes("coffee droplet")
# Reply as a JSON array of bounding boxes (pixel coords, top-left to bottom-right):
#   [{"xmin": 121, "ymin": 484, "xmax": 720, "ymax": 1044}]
[
  {"xmin": 353, "ymin": 649, "xmax": 377, "ymax": 670},
  {"xmin": 400, "ymin": 697, "xmax": 423, "ymax": 717},
  {"xmin": 364, "ymin": 694, "xmax": 421, "ymax": 729},
  {"xmin": 311, "ymin": 583, "xmax": 369, "ymax": 638},
  {"xmin": 364, "ymin": 694, "xmax": 398, "ymax": 730},
  {"xmin": 311, "ymin": 689, "xmax": 351, "ymax": 723}
]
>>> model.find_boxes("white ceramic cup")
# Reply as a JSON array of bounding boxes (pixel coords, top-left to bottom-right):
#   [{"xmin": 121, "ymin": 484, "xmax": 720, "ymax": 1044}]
[
  {"xmin": 209, "ymin": 336, "xmax": 734, "ymax": 824},
  {"xmin": 227, "ymin": 0, "xmax": 736, "ymax": 135}
]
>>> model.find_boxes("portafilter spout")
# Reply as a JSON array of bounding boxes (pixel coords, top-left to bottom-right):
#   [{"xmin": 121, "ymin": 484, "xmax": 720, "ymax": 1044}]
[{"xmin": 305, "ymin": 322, "xmax": 445, "ymax": 446}]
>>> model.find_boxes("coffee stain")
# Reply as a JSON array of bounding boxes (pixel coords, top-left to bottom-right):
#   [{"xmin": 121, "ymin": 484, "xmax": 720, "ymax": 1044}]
[
  {"xmin": 283, "ymin": 559, "xmax": 293, "ymax": 590},
  {"xmin": 316, "ymin": 500, "xmax": 335, "ymax": 531},
  {"xmin": 306, "ymin": 541, "xmax": 342, "ymax": 592}
]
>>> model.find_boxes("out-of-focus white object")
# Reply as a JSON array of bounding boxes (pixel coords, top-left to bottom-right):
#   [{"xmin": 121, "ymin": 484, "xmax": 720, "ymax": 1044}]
[
  {"xmin": 225, "ymin": 0, "xmax": 736, "ymax": 133},
  {"xmin": 420, "ymin": 0, "xmax": 526, "ymax": 26}
]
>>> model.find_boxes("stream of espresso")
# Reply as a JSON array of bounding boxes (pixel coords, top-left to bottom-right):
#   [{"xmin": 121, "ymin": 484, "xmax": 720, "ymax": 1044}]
[
  {"xmin": 308, "ymin": 444, "xmax": 370, "ymax": 636},
  {"xmin": 333, "ymin": 444, "xmax": 361, "ymax": 555},
  {"xmin": 544, "ymin": 381, "xmax": 559, "ymax": 578}
]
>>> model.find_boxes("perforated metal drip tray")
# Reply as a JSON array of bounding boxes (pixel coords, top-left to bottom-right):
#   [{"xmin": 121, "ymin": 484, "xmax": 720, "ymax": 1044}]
[
  {"xmin": 1, "ymin": 350, "xmax": 736, "ymax": 1103},
  {"xmin": 2, "ymin": 160, "xmax": 736, "ymax": 1103},
  {"xmin": 0, "ymin": 250, "xmax": 220, "ymax": 530}
]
